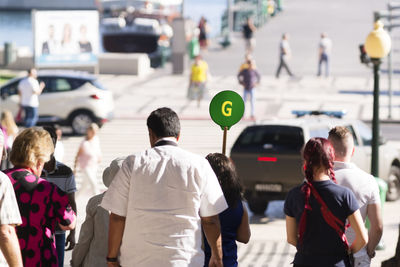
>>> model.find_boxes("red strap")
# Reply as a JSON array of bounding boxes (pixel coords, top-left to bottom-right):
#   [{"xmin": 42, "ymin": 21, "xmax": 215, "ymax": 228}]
[{"xmin": 308, "ymin": 182, "xmax": 350, "ymax": 250}]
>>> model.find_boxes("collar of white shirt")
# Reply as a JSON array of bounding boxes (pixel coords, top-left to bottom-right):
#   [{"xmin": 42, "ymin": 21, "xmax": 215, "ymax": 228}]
[
  {"xmin": 333, "ymin": 161, "xmax": 356, "ymax": 170},
  {"xmin": 155, "ymin": 137, "xmax": 178, "ymax": 145}
]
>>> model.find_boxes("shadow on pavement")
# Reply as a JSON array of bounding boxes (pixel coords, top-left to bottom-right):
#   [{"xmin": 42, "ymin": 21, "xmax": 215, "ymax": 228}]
[{"xmin": 247, "ymin": 200, "xmax": 286, "ymax": 224}]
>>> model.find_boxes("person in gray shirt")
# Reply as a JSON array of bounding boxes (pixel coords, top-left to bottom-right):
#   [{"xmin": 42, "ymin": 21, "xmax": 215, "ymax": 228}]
[
  {"xmin": 275, "ymin": 33, "xmax": 294, "ymax": 78},
  {"xmin": 71, "ymin": 157, "xmax": 124, "ymax": 267},
  {"xmin": 42, "ymin": 126, "xmax": 77, "ymax": 267}
]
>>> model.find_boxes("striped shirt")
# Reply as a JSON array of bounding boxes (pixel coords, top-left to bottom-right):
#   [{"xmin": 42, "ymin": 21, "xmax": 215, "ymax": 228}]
[
  {"xmin": 0, "ymin": 171, "xmax": 22, "ymax": 266},
  {"xmin": 43, "ymin": 161, "xmax": 76, "ymax": 194},
  {"xmin": 42, "ymin": 161, "xmax": 76, "ymax": 235}
]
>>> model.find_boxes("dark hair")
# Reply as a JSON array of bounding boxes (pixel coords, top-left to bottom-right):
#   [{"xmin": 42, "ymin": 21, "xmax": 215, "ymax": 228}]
[
  {"xmin": 43, "ymin": 125, "xmax": 57, "ymax": 147},
  {"xmin": 146, "ymin": 107, "xmax": 180, "ymax": 138},
  {"xmin": 206, "ymin": 153, "xmax": 243, "ymax": 207},
  {"xmin": 28, "ymin": 68, "xmax": 36, "ymax": 75},
  {"xmin": 298, "ymin": 137, "xmax": 336, "ymax": 244}
]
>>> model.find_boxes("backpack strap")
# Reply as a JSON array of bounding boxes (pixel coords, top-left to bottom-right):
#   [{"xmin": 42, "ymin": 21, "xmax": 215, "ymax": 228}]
[{"xmin": 308, "ymin": 182, "xmax": 350, "ymax": 251}]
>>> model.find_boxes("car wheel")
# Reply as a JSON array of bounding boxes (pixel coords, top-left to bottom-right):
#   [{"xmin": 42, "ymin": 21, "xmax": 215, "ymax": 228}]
[
  {"xmin": 387, "ymin": 166, "xmax": 400, "ymax": 201},
  {"xmin": 247, "ymin": 199, "xmax": 268, "ymax": 215},
  {"xmin": 71, "ymin": 111, "xmax": 94, "ymax": 135}
]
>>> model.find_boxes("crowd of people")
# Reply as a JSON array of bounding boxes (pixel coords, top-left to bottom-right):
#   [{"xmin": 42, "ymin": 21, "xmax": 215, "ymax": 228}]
[
  {"xmin": 0, "ymin": 107, "xmax": 253, "ymax": 267},
  {"xmin": 0, "ymin": 104, "xmax": 385, "ymax": 267},
  {"xmin": 185, "ymin": 15, "xmax": 332, "ymax": 121},
  {"xmin": 0, "ymin": 15, "xmax": 384, "ymax": 267}
]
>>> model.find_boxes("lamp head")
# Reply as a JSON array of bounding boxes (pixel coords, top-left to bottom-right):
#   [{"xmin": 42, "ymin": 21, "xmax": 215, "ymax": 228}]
[{"xmin": 365, "ymin": 20, "xmax": 392, "ymax": 59}]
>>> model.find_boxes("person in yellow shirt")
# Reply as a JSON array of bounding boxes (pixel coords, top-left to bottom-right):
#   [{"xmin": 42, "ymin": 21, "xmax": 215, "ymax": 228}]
[{"xmin": 188, "ymin": 55, "xmax": 209, "ymax": 107}]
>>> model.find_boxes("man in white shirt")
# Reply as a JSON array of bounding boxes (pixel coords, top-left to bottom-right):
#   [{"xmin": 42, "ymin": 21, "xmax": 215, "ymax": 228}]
[
  {"xmin": 0, "ymin": 130, "xmax": 23, "ymax": 267},
  {"xmin": 328, "ymin": 126, "xmax": 383, "ymax": 267},
  {"xmin": 18, "ymin": 68, "xmax": 45, "ymax": 127},
  {"xmin": 101, "ymin": 107, "xmax": 228, "ymax": 267},
  {"xmin": 318, "ymin": 32, "xmax": 332, "ymax": 77}
]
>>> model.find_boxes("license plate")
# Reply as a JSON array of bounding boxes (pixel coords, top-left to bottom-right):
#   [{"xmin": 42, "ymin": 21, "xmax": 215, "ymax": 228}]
[{"xmin": 255, "ymin": 183, "xmax": 283, "ymax": 192}]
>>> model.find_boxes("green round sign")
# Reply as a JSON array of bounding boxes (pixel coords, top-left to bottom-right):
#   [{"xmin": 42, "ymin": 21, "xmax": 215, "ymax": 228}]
[{"xmin": 209, "ymin": 90, "xmax": 245, "ymax": 130}]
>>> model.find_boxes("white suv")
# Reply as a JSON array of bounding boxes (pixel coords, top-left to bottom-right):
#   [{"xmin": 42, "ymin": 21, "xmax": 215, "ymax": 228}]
[{"xmin": 0, "ymin": 70, "xmax": 114, "ymax": 135}]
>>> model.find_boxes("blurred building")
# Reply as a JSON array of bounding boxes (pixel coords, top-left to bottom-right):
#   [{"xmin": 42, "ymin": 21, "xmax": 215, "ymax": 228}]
[{"xmin": 0, "ymin": 0, "xmax": 97, "ymax": 10}]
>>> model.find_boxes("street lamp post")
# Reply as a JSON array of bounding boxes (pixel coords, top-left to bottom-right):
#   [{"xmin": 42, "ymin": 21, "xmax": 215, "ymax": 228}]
[
  {"xmin": 364, "ymin": 20, "xmax": 391, "ymax": 177},
  {"xmin": 370, "ymin": 58, "xmax": 382, "ymax": 177}
]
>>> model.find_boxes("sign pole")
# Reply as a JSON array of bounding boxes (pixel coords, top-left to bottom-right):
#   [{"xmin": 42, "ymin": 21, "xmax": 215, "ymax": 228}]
[{"xmin": 222, "ymin": 126, "xmax": 228, "ymax": 155}]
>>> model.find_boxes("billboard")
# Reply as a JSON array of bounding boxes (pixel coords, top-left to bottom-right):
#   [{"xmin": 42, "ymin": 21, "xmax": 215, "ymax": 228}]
[{"xmin": 33, "ymin": 10, "xmax": 99, "ymax": 66}]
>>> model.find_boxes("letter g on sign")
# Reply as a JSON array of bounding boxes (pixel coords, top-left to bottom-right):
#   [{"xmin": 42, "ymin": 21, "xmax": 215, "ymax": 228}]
[
  {"xmin": 209, "ymin": 90, "xmax": 244, "ymax": 130},
  {"xmin": 222, "ymin": 101, "xmax": 232, "ymax": 116}
]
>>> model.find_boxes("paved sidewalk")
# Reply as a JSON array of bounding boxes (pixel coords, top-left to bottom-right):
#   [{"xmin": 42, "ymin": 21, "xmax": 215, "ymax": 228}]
[
  {"xmin": 201, "ymin": 0, "xmax": 388, "ymax": 77},
  {"xmin": 100, "ymin": 73, "xmax": 400, "ymax": 122}
]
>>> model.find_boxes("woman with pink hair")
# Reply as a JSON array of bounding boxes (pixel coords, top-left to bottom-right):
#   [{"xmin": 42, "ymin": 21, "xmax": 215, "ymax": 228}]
[{"xmin": 284, "ymin": 137, "xmax": 367, "ymax": 267}]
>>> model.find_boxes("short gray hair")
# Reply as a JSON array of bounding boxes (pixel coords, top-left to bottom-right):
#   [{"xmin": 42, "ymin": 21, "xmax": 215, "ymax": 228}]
[{"xmin": 102, "ymin": 157, "xmax": 125, "ymax": 188}]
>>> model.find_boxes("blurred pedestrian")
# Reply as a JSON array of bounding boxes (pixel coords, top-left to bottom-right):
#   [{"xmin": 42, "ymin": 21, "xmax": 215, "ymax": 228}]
[
  {"xmin": 318, "ymin": 32, "xmax": 332, "ymax": 77},
  {"xmin": 198, "ymin": 16, "xmax": 210, "ymax": 50},
  {"xmin": 329, "ymin": 126, "xmax": 382, "ymax": 266},
  {"xmin": 238, "ymin": 53, "xmax": 253, "ymax": 72},
  {"xmin": 204, "ymin": 153, "xmax": 251, "ymax": 267},
  {"xmin": 275, "ymin": 33, "xmax": 294, "ymax": 78},
  {"xmin": 101, "ymin": 107, "xmax": 227, "ymax": 267},
  {"xmin": 18, "ymin": 68, "xmax": 45, "ymax": 127},
  {"xmin": 238, "ymin": 59, "xmax": 260, "ymax": 120},
  {"xmin": 188, "ymin": 55, "xmax": 209, "ymax": 107},
  {"xmin": 0, "ymin": 130, "xmax": 23, "ymax": 267},
  {"xmin": 0, "ymin": 110, "xmax": 19, "ymax": 170},
  {"xmin": 71, "ymin": 157, "xmax": 124, "ymax": 267},
  {"xmin": 4, "ymin": 127, "xmax": 76, "ymax": 266},
  {"xmin": 53, "ymin": 125, "xmax": 64, "ymax": 162},
  {"xmin": 284, "ymin": 137, "xmax": 368, "ymax": 267},
  {"xmin": 0, "ymin": 110, "xmax": 18, "ymax": 149},
  {"xmin": 242, "ymin": 17, "xmax": 256, "ymax": 53},
  {"xmin": 42, "ymin": 126, "xmax": 77, "ymax": 267},
  {"xmin": 74, "ymin": 123, "xmax": 101, "ymax": 196},
  {"xmin": 267, "ymin": 0, "xmax": 276, "ymax": 16},
  {"xmin": 188, "ymin": 28, "xmax": 201, "ymax": 60}
]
